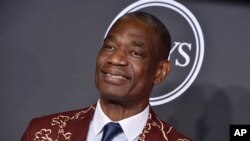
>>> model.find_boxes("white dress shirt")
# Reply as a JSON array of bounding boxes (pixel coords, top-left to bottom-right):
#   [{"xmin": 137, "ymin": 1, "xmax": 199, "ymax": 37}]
[{"xmin": 86, "ymin": 100, "xmax": 149, "ymax": 141}]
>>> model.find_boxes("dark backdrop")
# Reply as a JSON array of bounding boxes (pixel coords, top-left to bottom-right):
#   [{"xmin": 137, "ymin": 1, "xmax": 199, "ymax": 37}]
[{"xmin": 1, "ymin": 0, "xmax": 250, "ymax": 140}]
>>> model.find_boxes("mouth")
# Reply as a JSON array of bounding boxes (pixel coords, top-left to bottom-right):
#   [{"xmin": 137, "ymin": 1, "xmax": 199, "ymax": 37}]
[
  {"xmin": 105, "ymin": 73, "xmax": 128, "ymax": 80},
  {"xmin": 101, "ymin": 70, "xmax": 131, "ymax": 85}
]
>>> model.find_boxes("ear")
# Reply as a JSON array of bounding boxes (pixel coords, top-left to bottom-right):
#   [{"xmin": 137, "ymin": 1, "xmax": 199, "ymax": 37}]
[{"xmin": 154, "ymin": 60, "xmax": 171, "ymax": 84}]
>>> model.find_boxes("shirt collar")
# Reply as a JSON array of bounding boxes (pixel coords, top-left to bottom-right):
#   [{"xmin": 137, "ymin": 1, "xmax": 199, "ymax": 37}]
[
  {"xmin": 119, "ymin": 105, "xmax": 149, "ymax": 141},
  {"xmin": 92, "ymin": 100, "xmax": 112, "ymax": 136},
  {"xmin": 92, "ymin": 100, "xmax": 149, "ymax": 141}
]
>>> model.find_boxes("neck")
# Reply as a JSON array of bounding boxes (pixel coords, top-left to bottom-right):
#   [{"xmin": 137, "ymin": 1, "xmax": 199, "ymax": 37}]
[{"xmin": 99, "ymin": 98, "xmax": 148, "ymax": 121}]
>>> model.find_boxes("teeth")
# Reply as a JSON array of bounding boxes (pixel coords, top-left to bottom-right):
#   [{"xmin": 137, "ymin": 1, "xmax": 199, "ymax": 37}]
[{"xmin": 106, "ymin": 73, "xmax": 126, "ymax": 79}]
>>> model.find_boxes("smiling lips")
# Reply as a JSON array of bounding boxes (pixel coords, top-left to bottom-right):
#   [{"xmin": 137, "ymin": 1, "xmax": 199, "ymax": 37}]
[
  {"xmin": 102, "ymin": 71, "xmax": 130, "ymax": 84},
  {"xmin": 106, "ymin": 73, "xmax": 127, "ymax": 80}
]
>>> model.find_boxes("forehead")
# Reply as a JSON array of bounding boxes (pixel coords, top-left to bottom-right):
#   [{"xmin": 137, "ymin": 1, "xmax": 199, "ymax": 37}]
[{"xmin": 106, "ymin": 18, "xmax": 158, "ymax": 43}]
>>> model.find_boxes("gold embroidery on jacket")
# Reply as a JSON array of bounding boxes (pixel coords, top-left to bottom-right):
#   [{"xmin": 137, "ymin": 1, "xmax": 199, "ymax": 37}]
[
  {"xmin": 33, "ymin": 106, "xmax": 95, "ymax": 141},
  {"xmin": 138, "ymin": 113, "xmax": 189, "ymax": 141},
  {"xmin": 34, "ymin": 129, "xmax": 52, "ymax": 141}
]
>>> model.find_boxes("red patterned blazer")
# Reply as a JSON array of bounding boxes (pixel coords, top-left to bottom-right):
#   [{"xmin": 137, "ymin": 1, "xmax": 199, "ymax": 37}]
[{"xmin": 22, "ymin": 105, "xmax": 192, "ymax": 141}]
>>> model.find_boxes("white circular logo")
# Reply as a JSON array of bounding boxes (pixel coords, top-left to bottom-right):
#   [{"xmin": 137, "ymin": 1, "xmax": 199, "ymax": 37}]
[{"xmin": 106, "ymin": 0, "xmax": 204, "ymax": 106}]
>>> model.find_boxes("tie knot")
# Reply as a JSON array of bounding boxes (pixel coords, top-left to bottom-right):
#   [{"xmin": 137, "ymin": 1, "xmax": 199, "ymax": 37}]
[
  {"xmin": 101, "ymin": 122, "xmax": 123, "ymax": 141},
  {"xmin": 105, "ymin": 122, "xmax": 121, "ymax": 129}
]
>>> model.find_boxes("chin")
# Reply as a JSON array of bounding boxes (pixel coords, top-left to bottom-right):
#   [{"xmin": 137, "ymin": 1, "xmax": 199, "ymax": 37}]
[
  {"xmin": 101, "ymin": 94, "xmax": 126, "ymax": 105},
  {"xmin": 97, "ymin": 81, "xmax": 130, "ymax": 98}
]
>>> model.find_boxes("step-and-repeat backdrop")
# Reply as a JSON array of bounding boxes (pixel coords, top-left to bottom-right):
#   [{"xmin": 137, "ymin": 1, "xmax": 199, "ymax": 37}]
[{"xmin": 1, "ymin": 0, "xmax": 250, "ymax": 140}]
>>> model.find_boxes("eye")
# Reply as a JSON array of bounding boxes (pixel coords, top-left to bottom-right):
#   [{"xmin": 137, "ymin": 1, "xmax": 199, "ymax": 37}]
[
  {"xmin": 102, "ymin": 45, "xmax": 115, "ymax": 52},
  {"xmin": 130, "ymin": 50, "xmax": 143, "ymax": 58}
]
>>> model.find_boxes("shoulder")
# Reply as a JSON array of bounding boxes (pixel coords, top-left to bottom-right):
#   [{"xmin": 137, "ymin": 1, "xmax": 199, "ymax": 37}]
[
  {"xmin": 30, "ymin": 105, "xmax": 95, "ymax": 126},
  {"xmin": 140, "ymin": 107, "xmax": 192, "ymax": 141},
  {"xmin": 21, "ymin": 105, "xmax": 96, "ymax": 141},
  {"xmin": 158, "ymin": 118, "xmax": 192, "ymax": 141}
]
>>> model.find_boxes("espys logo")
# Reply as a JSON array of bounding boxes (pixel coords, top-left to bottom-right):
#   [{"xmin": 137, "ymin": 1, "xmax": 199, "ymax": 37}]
[{"xmin": 106, "ymin": 0, "xmax": 204, "ymax": 106}]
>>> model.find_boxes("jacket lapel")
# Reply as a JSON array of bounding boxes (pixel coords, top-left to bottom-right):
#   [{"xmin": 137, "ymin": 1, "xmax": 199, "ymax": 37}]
[
  {"xmin": 68, "ymin": 105, "xmax": 96, "ymax": 141},
  {"xmin": 138, "ymin": 107, "xmax": 171, "ymax": 141}
]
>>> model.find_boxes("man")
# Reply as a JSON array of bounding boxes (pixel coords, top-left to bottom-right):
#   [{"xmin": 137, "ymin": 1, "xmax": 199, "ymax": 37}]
[{"xmin": 22, "ymin": 11, "xmax": 192, "ymax": 141}]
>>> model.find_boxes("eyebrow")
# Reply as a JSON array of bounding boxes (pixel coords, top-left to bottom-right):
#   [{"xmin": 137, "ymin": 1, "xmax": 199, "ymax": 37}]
[
  {"xmin": 131, "ymin": 40, "xmax": 145, "ymax": 48},
  {"xmin": 104, "ymin": 34, "xmax": 146, "ymax": 48}
]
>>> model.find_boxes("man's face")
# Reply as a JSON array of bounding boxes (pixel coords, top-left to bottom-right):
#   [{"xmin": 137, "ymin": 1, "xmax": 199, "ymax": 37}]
[{"xmin": 95, "ymin": 18, "xmax": 163, "ymax": 106}]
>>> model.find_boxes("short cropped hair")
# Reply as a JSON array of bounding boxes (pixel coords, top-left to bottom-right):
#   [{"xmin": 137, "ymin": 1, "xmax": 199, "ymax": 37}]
[{"xmin": 118, "ymin": 11, "xmax": 171, "ymax": 60}]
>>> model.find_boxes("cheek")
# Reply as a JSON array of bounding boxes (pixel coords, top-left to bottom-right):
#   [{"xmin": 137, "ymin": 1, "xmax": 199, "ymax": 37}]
[
  {"xmin": 133, "ymin": 64, "xmax": 150, "ymax": 80},
  {"xmin": 95, "ymin": 54, "xmax": 106, "ymax": 81},
  {"xmin": 132, "ymin": 61, "xmax": 157, "ymax": 83},
  {"xmin": 96, "ymin": 53, "xmax": 107, "ymax": 67},
  {"xmin": 130, "ymin": 64, "xmax": 155, "ymax": 98}
]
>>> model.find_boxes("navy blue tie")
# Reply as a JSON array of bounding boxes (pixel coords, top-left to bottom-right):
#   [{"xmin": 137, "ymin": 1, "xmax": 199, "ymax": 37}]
[{"xmin": 101, "ymin": 122, "xmax": 123, "ymax": 141}]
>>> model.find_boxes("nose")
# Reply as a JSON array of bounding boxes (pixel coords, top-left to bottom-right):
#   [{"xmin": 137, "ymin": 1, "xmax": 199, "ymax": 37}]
[{"xmin": 108, "ymin": 49, "xmax": 128, "ymax": 66}]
